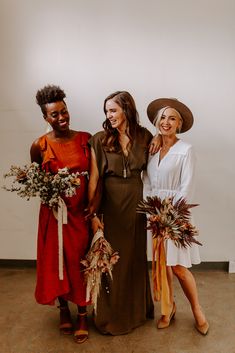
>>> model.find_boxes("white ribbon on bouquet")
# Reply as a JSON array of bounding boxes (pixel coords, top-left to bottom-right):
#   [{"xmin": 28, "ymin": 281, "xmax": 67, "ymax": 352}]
[{"xmin": 53, "ymin": 197, "xmax": 68, "ymax": 280}]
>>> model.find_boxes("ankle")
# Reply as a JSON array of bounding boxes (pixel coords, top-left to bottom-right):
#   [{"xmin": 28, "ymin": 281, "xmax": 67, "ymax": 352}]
[
  {"xmin": 75, "ymin": 312, "xmax": 88, "ymax": 330},
  {"xmin": 58, "ymin": 305, "xmax": 70, "ymax": 311},
  {"xmin": 193, "ymin": 308, "xmax": 206, "ymax": 325},
  {"xmin": 77, "ymin": 305, "xmax": 87, "ymax": 316},
  {"xmin": 78, "ymin": 312, "xmax": 87, "ymax": 318}
]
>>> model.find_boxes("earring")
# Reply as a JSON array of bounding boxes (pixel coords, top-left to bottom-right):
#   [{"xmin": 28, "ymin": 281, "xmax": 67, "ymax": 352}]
[{"xmin": 46, "ymin": 122, "xmax": 52, "ymax": 133}]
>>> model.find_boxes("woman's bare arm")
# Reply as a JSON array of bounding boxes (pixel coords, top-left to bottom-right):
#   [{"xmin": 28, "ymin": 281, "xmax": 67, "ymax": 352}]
[
  {"xmin": 87, "ymin": 147, "xmax": 104, "ymax": 232},
  {"xmin": 30, "ymin": 139, "xmax": 42, "ymax": 164}
]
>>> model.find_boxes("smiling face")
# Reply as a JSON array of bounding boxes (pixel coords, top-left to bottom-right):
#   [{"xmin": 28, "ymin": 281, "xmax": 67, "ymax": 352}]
[
  {"xmin": 157, "ymin": 107, "xmax": 182, "ymax": 136},
  {"xmin": 44, "ymin": 101, "xmax": 70, "ymax": 132},
  {"xmin": 105, "ymin": 99, "xmax": 127, "ymax": 133}
]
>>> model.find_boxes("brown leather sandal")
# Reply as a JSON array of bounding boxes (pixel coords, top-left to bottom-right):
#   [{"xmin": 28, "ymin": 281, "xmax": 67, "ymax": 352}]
[
  {"xmin": 74, "ymin": 312, "xmax": 88, "ymax": 344},
  {"xmin": 58, "ymin": 305, "xmax": 73, "ymax": 335}
]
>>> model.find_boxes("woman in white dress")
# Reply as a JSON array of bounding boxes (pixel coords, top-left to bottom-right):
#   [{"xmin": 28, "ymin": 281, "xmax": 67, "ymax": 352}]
[{"xmin": 144, "ymin": 98, "xmax": 209, "ymax": 335}]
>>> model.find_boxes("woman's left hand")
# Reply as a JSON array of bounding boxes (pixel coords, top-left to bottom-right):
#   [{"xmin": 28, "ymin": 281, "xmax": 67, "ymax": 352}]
[
  {"xmin": 149, "ymin": 134, "xmax": 162, "ymax": 155},
  {"xmin": 91, "ymin": 216, "xmax": 104, "ymax": 234},
  {"xmin": 84, "ymin": 205, "xmax": 95, "ymax": 221}
]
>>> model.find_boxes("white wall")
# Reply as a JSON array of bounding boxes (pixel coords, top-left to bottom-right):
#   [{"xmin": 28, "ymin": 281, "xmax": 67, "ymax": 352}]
[{"xmin": 0, "ymin": 0, "xmax": 234, "ymax": 261}]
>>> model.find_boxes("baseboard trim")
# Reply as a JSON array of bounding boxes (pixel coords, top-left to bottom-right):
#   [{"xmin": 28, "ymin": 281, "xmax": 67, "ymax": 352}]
[
  {"xmin": 0, "ymin": 259, "xmax": 36, "ymax": 268},
  {"xmin": 0, "ymin": 259, "xmax": 229, "ymax": 272},
  {"xmin": 191, "ymin": 261, "xmax": 229, "ymax": 272},
  {"xmin": 148, "ymin": 261, "xmax": 228, "ymax": 272}
]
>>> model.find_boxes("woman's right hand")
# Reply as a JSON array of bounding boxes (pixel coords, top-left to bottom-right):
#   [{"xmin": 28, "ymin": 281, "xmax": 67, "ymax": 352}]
[
  {"xmin": 91, "ymin": 215, "xmax": 104, "ymax": 234},
  {"xmin": 149, "ymin": 134, "xmax": 162, "ymax": 155}
]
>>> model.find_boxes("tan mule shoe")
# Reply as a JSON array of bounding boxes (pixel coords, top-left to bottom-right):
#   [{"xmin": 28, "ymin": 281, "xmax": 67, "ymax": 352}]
[
  {"xmin": 157, "ymin": 302, "xmax": 176, "ymax": 329},
  {"xmin": 195, "ymin": 320, "xmax": 209, "ymax": 335}
]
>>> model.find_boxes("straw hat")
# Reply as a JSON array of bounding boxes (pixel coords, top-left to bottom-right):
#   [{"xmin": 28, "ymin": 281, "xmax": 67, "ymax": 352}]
[{"xmin": 147, "ymin": 98, "xmax": 194, "ymax": 133}]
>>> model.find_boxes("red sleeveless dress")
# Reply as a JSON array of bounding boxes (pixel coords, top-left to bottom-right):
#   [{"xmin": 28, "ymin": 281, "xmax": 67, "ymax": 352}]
[{"xmin": 35, "ymin": 132, "xmax": 91, "ymax": 306}]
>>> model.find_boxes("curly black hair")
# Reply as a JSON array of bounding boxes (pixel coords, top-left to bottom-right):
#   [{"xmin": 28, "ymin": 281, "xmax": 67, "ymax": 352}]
[{"xmin": 36, "ymin": 84, "xmax": 66, "ymax": 116}]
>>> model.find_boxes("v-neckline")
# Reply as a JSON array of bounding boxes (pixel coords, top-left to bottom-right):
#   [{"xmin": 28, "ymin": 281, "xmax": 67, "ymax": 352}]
[{"xmin": 158, "ymin": 139, "xmax": 180, "ymax": 166}]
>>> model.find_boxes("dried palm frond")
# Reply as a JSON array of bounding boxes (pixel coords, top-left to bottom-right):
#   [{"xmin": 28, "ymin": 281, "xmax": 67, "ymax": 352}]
[{"xmin": 137, "ymin": 196, "xmax": 202, "ymax": 248}]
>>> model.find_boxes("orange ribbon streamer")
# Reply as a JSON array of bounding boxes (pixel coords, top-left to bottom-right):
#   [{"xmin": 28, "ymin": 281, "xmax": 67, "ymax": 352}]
[{"xmin": 152, "ymin": 237, "xmax": 172, "ymax": 316}]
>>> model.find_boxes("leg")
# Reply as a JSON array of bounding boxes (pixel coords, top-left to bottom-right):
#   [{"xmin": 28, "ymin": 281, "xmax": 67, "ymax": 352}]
[
  {"xmin": 172, "ymin": 265, "xmax": 209, "ymax": 334},
  {"xmin": 58, "ymin": 297, "xmax": 68, "ymax": 307},
  {"xmin": 58, "ymin": 297, "xmax": 73, "ymax": 335},
  {"xmin": 166, "ymin": 266, "xmax": 174, "ymax": 305},
  {"xmin": 74, "ymin": 305, "xmax": 88, "ymax": 344}
]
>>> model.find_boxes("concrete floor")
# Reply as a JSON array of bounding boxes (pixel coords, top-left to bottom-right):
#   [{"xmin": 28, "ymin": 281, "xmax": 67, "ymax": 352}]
[{"xmin": 1, "ymin": 267, "xmax": 235, "ymax": 353}]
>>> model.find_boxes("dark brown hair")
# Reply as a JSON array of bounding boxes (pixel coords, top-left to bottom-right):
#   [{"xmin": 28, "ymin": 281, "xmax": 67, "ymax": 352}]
[
  {"xmin": 102, "ymin": 91, "xmax": 141, "ymax": 152},
  {"xmin": 36, "ymin": 84, "xmax": 66, "ymax": 116}
]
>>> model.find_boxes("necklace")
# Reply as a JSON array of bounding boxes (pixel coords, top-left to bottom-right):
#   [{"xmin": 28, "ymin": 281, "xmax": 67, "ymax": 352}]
[
  {"xmin": 119, "ymin": 134, "xmax": 130, "ymax": 155},
  {"xmin": 122, "ymin": 153, "xmax": 129, "ymax": 178}
]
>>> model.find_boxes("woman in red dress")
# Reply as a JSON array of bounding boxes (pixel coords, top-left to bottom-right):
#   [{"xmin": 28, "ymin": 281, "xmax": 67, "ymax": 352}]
[{"xmin": 30, "ymin": 85, "xmax": 90, "ymax": 343}]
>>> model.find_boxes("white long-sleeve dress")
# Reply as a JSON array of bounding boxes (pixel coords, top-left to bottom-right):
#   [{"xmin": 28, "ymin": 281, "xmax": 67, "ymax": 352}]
[{"xmin": 143, "ymin": 139, "xmax": 201, "ymax": 268}]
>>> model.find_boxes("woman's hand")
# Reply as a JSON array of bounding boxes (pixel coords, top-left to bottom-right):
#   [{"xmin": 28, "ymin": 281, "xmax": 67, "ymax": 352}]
[
  {"xmin": 149, "ymin": 134, "xmax": 162, "ymax": 155},
  {"xmin": 84, "ymin": 205, "xmax": 96, "ymax": 221},
  {"xmin": 91, "ymin": 215, "xmax": 104, "ymax": 234}
]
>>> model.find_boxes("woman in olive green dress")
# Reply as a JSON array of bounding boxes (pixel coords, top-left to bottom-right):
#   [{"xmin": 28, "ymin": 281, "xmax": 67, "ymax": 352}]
[{"xmin": 88, "ymin": 91, "xmax": 155, "ymax": 335}]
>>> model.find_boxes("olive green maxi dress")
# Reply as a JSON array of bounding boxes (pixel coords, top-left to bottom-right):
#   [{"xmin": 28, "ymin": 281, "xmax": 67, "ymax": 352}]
[{"xmin": 89, "ymin": 127, "xmax": 154, "ymax": 335}]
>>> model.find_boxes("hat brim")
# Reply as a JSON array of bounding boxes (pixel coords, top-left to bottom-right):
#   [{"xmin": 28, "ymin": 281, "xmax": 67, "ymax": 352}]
[{"xmin": 147, "ymin": 98, "xmax": 194, "ymax": 133}]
